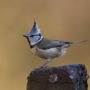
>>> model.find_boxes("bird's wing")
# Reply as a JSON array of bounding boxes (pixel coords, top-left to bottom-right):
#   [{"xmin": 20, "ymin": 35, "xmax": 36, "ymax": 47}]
[{"xmin": 37, "ymin": 38, "xmax": 72, "ymax": 49}]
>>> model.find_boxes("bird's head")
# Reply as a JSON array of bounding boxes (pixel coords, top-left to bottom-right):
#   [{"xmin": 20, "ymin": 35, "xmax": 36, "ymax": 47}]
[{"xmin": 23, "ymin": 21, "xmax": 43, "ymax": 47}]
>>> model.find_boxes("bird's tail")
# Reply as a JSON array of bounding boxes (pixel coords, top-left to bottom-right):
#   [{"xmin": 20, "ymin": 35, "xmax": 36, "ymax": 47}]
[{"xmin": 71, "ymin": 40, "xmax": 87, "ymax": 45}]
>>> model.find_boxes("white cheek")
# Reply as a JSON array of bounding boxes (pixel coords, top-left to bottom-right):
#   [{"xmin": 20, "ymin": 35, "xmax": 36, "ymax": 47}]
[
  {"xmin": 29, "ymin": 36, "xmax": 43, "ymax": 46},
  {"xmin": 34, "ymin": 36, "xmax": 40, "ymax": 41},
  {"xmin": 28, "ymin": 37, "xmax": 39, "ymax": 46},
  {"xmin": 30, "ymin": 36, "xmax": 39, "ymax": 41}
]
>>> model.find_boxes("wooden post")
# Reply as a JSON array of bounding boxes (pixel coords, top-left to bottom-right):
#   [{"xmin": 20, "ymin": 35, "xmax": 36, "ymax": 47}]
[{"xmin": 27, "ymin": 64, "xmax": 89, "ymax": 90}]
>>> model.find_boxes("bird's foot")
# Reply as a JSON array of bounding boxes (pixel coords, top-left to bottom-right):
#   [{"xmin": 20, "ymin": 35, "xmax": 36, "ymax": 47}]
[
  {"xmin": 39, "ymin": 65, "xmax": 49, "ymax": 69},
  {"xmin": 34, "ymin": 65, "xmax": 49, "ymax": 71}
]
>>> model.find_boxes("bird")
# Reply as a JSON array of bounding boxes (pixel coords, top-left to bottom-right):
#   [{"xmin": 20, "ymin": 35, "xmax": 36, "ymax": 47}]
[{"xmin": 23, "ymin": 21, "xmax": 86, "ymax": 67}]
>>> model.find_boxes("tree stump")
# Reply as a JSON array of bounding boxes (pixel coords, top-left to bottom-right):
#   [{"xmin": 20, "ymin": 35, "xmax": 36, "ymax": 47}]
[{"xmin": 27, "ymin": 64, "xmax": 89, "ymax": 90}]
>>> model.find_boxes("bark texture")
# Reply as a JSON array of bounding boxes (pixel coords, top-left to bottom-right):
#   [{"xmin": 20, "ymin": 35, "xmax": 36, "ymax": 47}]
[{"xmin": 27, "ymin": 64, "xmax": 89, "ymax": 90}]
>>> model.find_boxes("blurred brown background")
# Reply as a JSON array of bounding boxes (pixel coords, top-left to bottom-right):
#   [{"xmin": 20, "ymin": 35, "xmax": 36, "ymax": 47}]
[{"xmin": 0, "ymin": 0, "xmax": 90, "ymax": 90}]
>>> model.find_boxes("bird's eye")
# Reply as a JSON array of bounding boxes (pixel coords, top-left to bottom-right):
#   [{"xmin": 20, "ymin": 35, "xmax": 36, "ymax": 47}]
[{"xmin": 30, "ymin": 35, "xmax": 34, "ymax": 37}]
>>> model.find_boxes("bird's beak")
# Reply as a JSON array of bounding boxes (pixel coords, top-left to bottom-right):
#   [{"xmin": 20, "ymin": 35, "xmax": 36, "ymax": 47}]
[{"xmin": 23, "ymin": 34, "xmax": 28, "ymax": 38}]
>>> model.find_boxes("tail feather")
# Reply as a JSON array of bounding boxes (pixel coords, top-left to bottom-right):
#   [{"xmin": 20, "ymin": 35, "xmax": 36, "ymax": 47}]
[{"xmin": 71, "ymin": 40, "xmax": 87, "ymax": 45}]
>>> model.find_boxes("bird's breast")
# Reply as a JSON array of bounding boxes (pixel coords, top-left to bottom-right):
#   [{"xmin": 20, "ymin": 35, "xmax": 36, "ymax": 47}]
[{"xmin": 31, "ymin": 46, "xmax": 67, "ymax": 59}]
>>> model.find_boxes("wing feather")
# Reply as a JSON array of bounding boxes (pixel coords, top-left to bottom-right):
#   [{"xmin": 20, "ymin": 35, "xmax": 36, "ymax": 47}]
[{"xmin": 37, "ymin": 38, "xmax": 72, "ymax": 49}]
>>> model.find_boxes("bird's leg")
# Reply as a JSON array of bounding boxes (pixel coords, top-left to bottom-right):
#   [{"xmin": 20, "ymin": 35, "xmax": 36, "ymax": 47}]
[
  {"xmin": 42, "ymin": 59, "xmax": 52, "ymax": 67},
  {"xmin": 35, "ymin": 60, "xmax": 50, "ymax": 70},
  {"xmin": 38, "ymin": 59, "xmax": 52, "ymax": 69}
]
